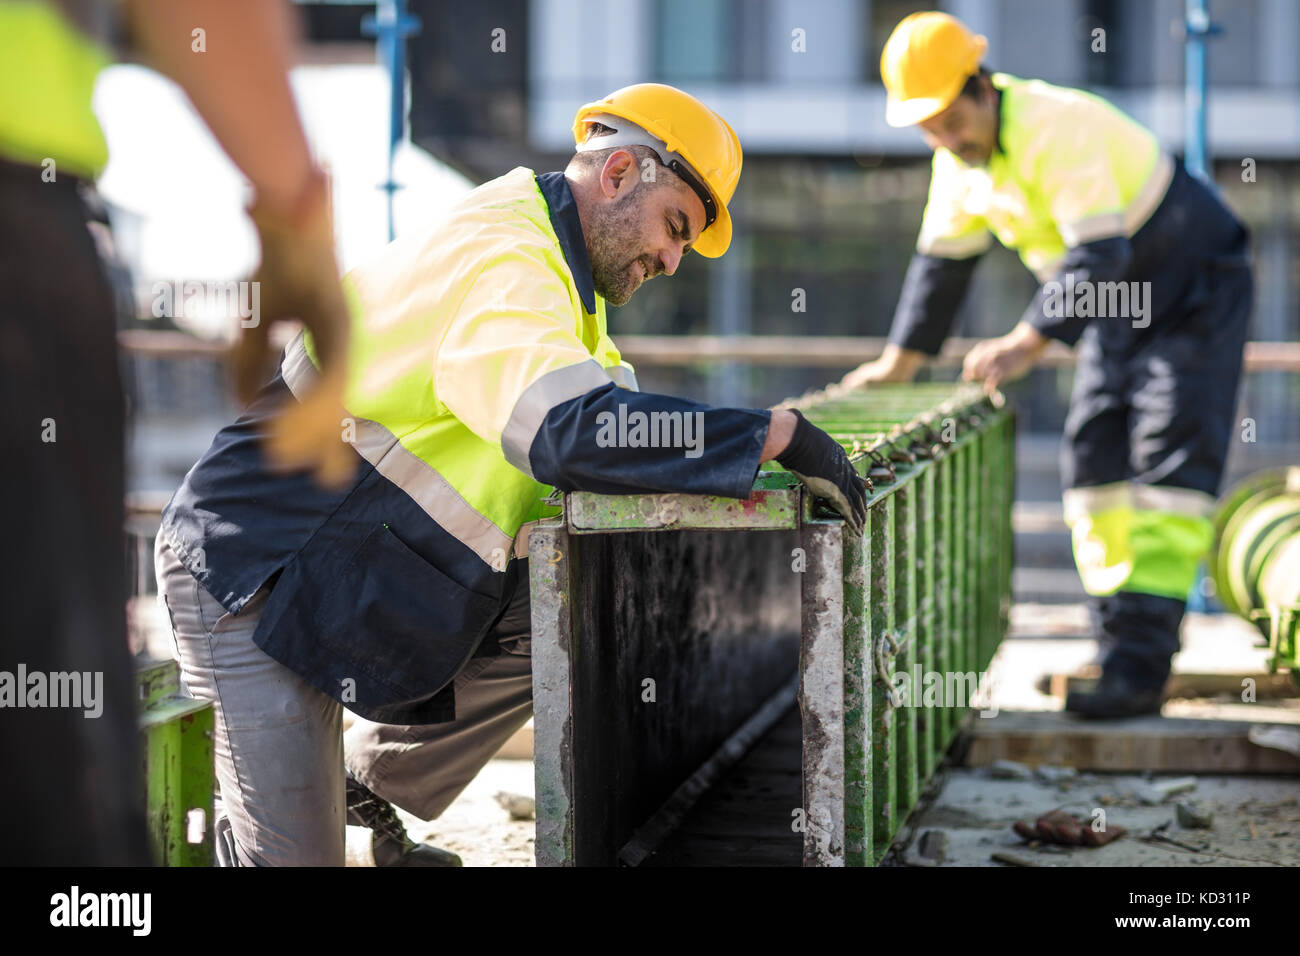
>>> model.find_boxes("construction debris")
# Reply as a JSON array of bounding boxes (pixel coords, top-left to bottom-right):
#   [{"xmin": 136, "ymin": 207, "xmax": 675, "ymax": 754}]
[
  {"xmin": 1034, "ymin": 764, "xmax": 1078, "ymax": 784},
  {"xmin": 1013, "ymin": 808, "xmax": 1126, "ymax": 847},
  {"xmin": 989, "ymin": 759, "xmax": 1033, "ymax": 780},
  {"xmin": 1137, "ymin": 776, "xmax": 1198, "ymax": 805},
  {"xmin": 1176, "ymin": 801, "xmax": 1214, "ymax": 829},
  {"xmin": 1142, "ymin": 820, "xmax": 1206, "ymax": 853},
  {"xmin": 917, "ymin": 829, "xmax": 949, "ymax": 862},
  {"xmin": 494, "ymin": 792, "xmax": 536, "ymax": 821}
]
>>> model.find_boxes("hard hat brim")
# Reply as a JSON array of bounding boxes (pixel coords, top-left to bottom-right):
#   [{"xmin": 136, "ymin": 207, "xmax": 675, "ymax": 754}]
[
  {"xmin": 889, "ymin": 85, "xmax": 961, "ymax": 128},
  {"xmin": 691, "ymin": 201, "xmax": 731, "ymax": 258}
]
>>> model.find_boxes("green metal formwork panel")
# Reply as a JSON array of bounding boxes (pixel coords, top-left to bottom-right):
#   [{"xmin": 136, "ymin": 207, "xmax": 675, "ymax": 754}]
[
  {"xmin": 794, "ymin": 384, "xmax": 1013, "ymax": 865},
  {"xmin": 894, "ymin": 478, "xmax": 920, "ymax": 821},
  {"xmin": 841, "ymin": 520, "xmax": 873, "ymax": 867},
  {"xmin": 138, "ymin": 659, "xmax": 214, "ymax": 867},
  {"xmin": 530, "ymin": 383, "xmax": 1014, "ymax": 868},
  {"xmin": 917, "ymin": 462, "xmax": 938, "ymax": 779},
  {"xmin": 868, "ymin": 494, "xmax": 896, "ymax": 858},
  {"xmin": 934, "ymin": 447, "xmax": 955, "ymax": 749}
]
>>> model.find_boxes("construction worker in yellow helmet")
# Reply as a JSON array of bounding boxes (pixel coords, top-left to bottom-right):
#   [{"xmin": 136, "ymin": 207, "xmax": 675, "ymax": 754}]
[
  {"xmin": 157, "ymin": 81, "xmax": 869, "ymax": 865},
  {"xmin": 840, "ymin": 11, "xmax": 1253, "ymax": 719}
]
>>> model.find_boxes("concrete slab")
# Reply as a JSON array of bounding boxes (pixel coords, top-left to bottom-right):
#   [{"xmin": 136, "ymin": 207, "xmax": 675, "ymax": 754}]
[
  {"xmin": 899, "ymin": 769, "xmax": 1300, "ymax": 867},
  {"xmin": 895, "ymin": 602, "xmax": 1300, "ymax": 867}
]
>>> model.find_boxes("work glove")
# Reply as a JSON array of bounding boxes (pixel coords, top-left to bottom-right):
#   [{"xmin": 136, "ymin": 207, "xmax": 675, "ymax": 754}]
[
  {"xmin": 232, "ymin": 167, "xmax": 354, "ymax": 489},
  {"xmin": 776, "ymin": 410, "xmax": 869, "ymax": 535}
]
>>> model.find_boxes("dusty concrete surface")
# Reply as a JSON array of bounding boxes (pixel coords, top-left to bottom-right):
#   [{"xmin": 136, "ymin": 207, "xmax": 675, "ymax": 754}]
[
  {"xmin": 897, "ymin": 603, "xmax": 1300, "ymax": 867},
  {"xmin": 896, "ymin": 769, "xmax": 1300, "ymax": 867}
]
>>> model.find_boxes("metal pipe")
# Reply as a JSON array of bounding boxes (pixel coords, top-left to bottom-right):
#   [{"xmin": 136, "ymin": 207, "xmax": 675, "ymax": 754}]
[
  {"xmin": 1184, "ymin": 0, "xmax": 1218, "ymax": 181},
  {"xmin": 1212, "ymin": 467, "xmax": 1300, "ymax": 680},
  {"xmin": 362, "ymin": 0, "xmax": 422, "ymax": 242}
]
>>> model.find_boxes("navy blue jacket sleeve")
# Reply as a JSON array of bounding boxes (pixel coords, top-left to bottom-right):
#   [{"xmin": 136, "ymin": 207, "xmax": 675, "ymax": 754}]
[
  {"xmin": 1020, "ymin": 236, "xmax": 1134, "ymax": 346},
  {"xmin": 888, "ymin": 253, "xmax": 982, "ymax": 355},
  {"xmin": 527, "ymin": 383, "xmax": 770, "ymax": 498}
]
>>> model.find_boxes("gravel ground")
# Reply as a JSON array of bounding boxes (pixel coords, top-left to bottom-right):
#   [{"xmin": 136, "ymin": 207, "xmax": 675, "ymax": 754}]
[{"xmin": 347, "ymin": 758, "xmax": 537, "ymax": 867}]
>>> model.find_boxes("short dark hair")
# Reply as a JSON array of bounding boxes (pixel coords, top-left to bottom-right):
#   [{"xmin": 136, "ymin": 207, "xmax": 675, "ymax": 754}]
[{"xmin": 957, "ymin": 67, "xmax": 991, "ymax": 102}]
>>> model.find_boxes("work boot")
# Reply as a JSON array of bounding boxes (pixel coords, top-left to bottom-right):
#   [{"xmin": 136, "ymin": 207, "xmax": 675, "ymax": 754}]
[
  {"xmin": 1063, "ymin": 662, "xmax": 1166, "ymax": 719},
  {"xmin": 345, "ymin": 772, "xmax": 463, "ymax": 867}
]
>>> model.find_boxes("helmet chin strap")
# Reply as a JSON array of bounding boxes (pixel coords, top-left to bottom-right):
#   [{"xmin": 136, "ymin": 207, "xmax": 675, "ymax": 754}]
[{"xmin": 575, "ymin": 114, "xmax": 717, "ymax": 231}]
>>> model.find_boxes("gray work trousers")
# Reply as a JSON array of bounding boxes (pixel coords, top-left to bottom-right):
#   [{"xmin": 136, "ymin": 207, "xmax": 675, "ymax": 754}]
[{"xmin": 154, "ymin": 536, "xmax": 533, "ymax": 866}]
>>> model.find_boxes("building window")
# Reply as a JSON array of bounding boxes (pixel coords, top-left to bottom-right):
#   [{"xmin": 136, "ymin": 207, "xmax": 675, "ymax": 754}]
[
  {"xmin": 864, "ymin": 0, "xmax": 935, "ymax": 82},
  {"xmin": 654, "ymin": 0, "xmax": 768, "ymax": 82}
]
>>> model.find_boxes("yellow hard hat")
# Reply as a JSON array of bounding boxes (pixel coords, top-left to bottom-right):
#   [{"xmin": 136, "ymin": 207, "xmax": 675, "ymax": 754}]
[
  {"xmin": 572, "ymin": 82, "xmax": 742, "ymax": 258},
  {"xmin": 880, "ymin": 11, "xmax": 988, "ymax": 128}
]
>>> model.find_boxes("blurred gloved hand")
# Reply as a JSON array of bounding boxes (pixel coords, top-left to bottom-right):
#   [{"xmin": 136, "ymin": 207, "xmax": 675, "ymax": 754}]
[
  {"xmin": 232, "ymin": 167, "xmax": 354, "ymax": 488},
  {"xmin": 776, "ymin": 410, "xmax": 869, "ymax": 534}
]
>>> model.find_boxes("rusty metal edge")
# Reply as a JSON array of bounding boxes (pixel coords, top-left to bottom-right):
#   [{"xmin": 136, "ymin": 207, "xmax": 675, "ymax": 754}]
[
  {"xmin": 530, "ymin": 519, "xmax": 575, "ymax": 867},
  {"xmin": 800, "ymin": 521, "xmax": 846, "ymax": 867}
]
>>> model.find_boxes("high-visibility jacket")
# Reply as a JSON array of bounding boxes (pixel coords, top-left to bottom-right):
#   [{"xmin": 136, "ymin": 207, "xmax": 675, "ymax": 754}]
[
  {"xmin": 913, "ymin": 72, "xmax": 1171, "ymax": 286},
  {"xmin": 884, "ymin": 73, "xmax": 1252, "ymax": 604},
  {"xmin": 0, "ymin": 1, "xmax": 113, "ymax": 179},
  {"xmin": 161, "ymin": 168, "xmax": 770, "ymax": 724}
]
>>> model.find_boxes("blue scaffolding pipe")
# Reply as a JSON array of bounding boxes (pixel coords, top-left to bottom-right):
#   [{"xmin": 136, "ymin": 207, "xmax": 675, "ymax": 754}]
[
  {"xmin": 362, "ymin": 0, "xmax": 421, "ymax": 242},
  {"xmin": 1183, "ymin": 0, "xmax": 1220, "ymax": 610},
  {"xmin": 1183, "ymin": 0, "xmax": 1218, "ymax": 182}
]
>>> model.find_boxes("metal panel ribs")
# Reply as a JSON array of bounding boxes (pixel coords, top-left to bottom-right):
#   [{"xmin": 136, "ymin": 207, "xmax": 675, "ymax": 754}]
[{"xmin": 531, "ymin": 383, "xmax": 1014, "ymax": 866}]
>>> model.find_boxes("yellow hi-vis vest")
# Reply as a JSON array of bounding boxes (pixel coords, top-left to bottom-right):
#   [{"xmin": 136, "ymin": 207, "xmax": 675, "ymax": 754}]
[
  {"xmin": 0, "ymin": 1, "xmax": 112, "ymax": 178},
  {"xmin": 916, "ymin": 73, "xmax": 1173, "ymax": 281},
  {"xmin": 288, "ymin": 166, "xmax": 635, "ymax": 565}
]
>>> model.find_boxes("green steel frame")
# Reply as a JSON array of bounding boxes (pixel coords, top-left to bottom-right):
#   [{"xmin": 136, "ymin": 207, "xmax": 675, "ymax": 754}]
[
  {"xmin": 138, "ymin": 659, "xmax": 214, "ymax": 866},
  {"xmin": 531, "ymin": 383, "xmax": 1015, "ymax": 866},
  {"xmin": 1212, "ymin": 467, "xmax": 1300, "ymax": 682}
]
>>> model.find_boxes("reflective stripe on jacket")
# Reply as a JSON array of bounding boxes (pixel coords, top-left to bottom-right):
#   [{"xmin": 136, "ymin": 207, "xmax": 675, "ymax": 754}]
[{"xmin": 1064, "ymin": 482, "xmax": 1217, "ymax": 599}]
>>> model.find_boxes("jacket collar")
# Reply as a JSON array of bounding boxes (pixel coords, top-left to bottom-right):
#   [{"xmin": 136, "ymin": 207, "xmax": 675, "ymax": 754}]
[
  {"xmin": 535, "ymin": 171, "xmax": 597, "ymax": 314},
  {"xmin": 991, "ymin": 72, "xmax": 1015, "ymax": 158}
]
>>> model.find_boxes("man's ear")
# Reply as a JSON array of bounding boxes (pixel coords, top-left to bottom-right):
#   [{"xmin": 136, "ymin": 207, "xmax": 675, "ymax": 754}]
[{"xmin": 599, "ymin": 149, "xmax": 638, "ymax": 199}]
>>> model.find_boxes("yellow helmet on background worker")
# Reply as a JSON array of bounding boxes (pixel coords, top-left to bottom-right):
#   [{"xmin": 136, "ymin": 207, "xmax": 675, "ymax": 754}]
[
  {"xmin": 880, "ymin": 11, "xmax": 988, "ymax": 128},
  {"xmin": 572, "ymin": 82, "xmax": 741, "ymax": 258}
]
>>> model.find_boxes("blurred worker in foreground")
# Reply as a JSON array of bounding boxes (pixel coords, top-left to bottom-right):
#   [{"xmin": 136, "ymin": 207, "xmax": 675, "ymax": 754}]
[
  {"xmin": 157, "ymin": 82, "xmax": 868, "ymax": 866},
  {"xmin": 840, "ymin": 11, "xmax": 1252, "ymax": 718},
  {"xmin": 1, "ymin": 0, "xmax": 350, "ymax": 864}
]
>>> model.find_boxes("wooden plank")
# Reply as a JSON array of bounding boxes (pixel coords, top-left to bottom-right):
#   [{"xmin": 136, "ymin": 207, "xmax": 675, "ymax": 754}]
[
  {"xmin": 964, "ymin": 709, "xmax": 1300, "ymax": 773},
  {"xmin": 1040, "ymin": 671, "xmax": 1297, "ymax": 701}
]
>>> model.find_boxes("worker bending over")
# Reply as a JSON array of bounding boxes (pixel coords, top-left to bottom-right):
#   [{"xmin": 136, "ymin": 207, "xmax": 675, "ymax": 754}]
[
  {"xmin": 157, "ymin": 83, "xmax": 868, "ymax": 865},
  {"xmin": 842, "ymin": 12, "xmax": 1252, "ymax": 719}
]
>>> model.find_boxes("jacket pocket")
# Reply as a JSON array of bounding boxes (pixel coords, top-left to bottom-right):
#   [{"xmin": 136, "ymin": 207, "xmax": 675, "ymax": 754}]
[{"xmin": 312, "ymin": 523, "xmax": 500, "ymax": 705}]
